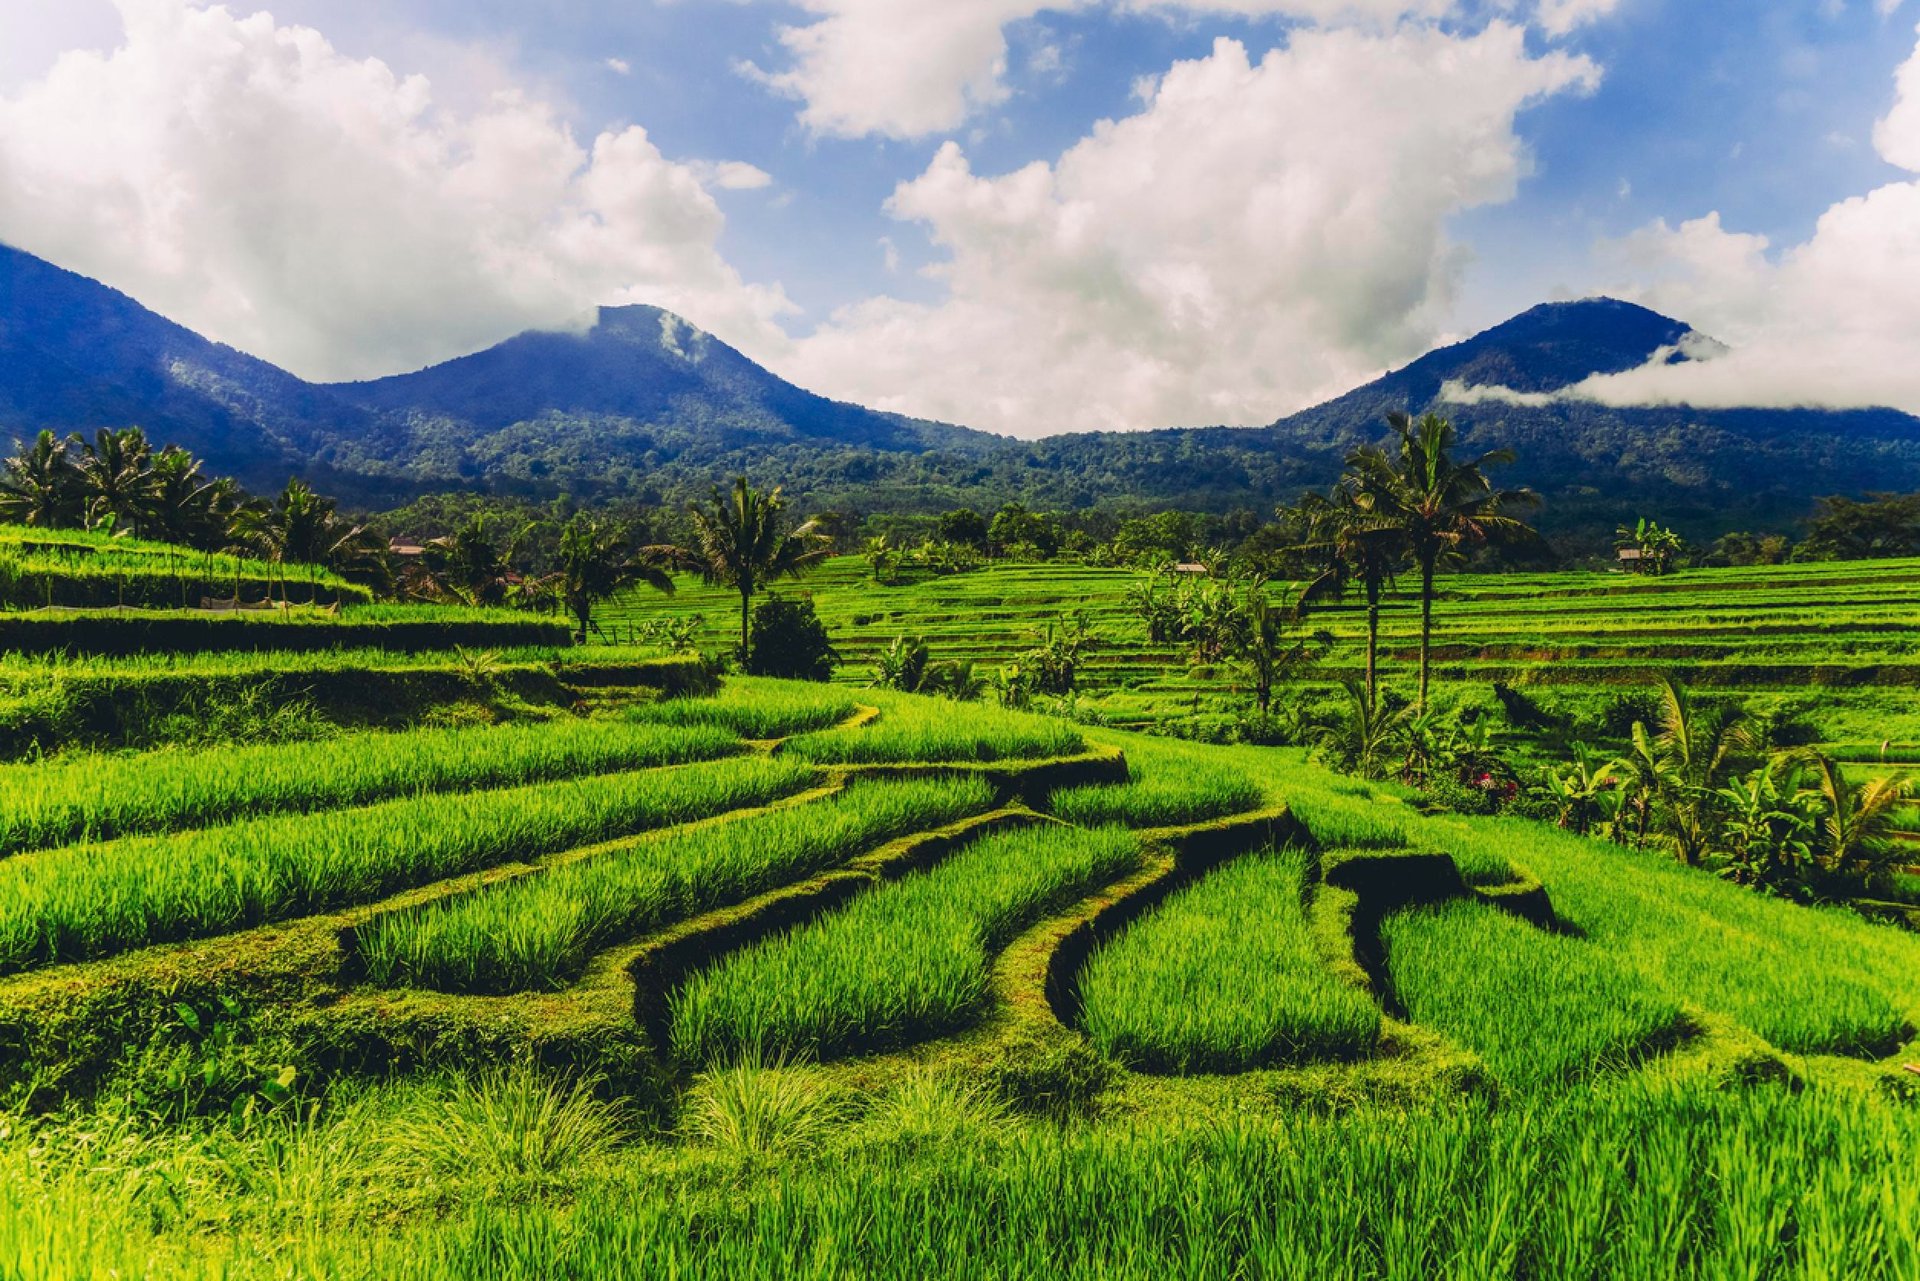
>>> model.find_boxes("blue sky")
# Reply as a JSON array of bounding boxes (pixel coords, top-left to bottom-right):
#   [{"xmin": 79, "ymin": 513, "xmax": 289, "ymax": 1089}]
[{"xmin": 3, "ymin": 0, "xmax": 1919, "ymax": 433}]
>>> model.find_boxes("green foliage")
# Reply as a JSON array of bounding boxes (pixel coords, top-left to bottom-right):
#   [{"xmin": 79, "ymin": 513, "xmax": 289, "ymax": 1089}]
[
  {"xmin": 0, "ymin": 718, "xmax": 741, "ymax": 857},
  {"xmin": 362, "ymin": 776, "xmax": 991, "ymax": 993},
  {"xmin": 1050, "ymin": 738, "xmax": 1265, "ymax": 828},
  {"xmin": 0, "ymin": 754, "xmax": 814, "ymax": 972},
  {"xmin": 783, "ymin": 694, "xmax": 1084, "ymax": 765},
  {"xmin": 745, "ymin": 595, "xmax": 837, "ymax": 682},
  {"xmin": 1383, "ymin": 899, "xmax": 1687, "ymax": 1088},
  {"xmin": 1079, "ymin": 849, "xmax": 1381, "ymax": 1072},
  {"xmin": 671, "ymin": 824, "xmax": 1138, "ymax": 1063}
]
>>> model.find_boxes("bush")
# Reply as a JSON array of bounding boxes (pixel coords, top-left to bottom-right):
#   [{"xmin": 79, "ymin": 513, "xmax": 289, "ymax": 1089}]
[{"xmin": 745, "ymin": 596, "xmax": 838, "ymax": 682}]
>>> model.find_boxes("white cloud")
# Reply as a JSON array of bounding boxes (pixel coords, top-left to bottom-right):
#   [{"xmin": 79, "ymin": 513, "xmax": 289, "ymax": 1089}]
[
  {"xmin": 1533, "ymin": 0, "xmax": 1621, "ymax": 38},
  {"xmin": 784, "ymin": 26, "xmax": 1597, "ymax": 434},
  {"xmin": 604, "ymin": 56, "xmax": 631, "ymax": 75},
  {"xmin": 1550, "ymin": 24, "xmax": 1920, "ymax": 415},
  {"xmin": 746, "ymin": 0, "xmax": 1626, "ymax": 142},
  {"xmin": 692, "ymin": 159, "xmax": 776, "ymax": 190},
  {"xmin": 0, "ymin": 0, "xmax": 792, "ymax": 381}
]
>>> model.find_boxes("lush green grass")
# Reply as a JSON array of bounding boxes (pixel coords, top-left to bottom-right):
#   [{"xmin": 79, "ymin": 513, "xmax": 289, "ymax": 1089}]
[
  {"xmin": 1049, "ymin": 735, "xmax": 1266, "ymax": 828},
  {"xmin": 0, "ymin": 719, "xmax": 742, "ymax": 857},
  {"xmin": 362, "ymin": 776, "xmax": 994, "ymax": 993},
  {"xmin": 783, "ymin": 693, "xmax": 1085, "ymax": 765},
  {"xmin": 672, "ymin": 823, "xmax": 1139, "ymax": 1063},
  {"xmin": 1079, "ymin": 848, "xmax": 1380, "ymax": 1072},
  {"xmin": 1436, "ymin": 818, "xmax": 1920, "ymax": 1056},
  {"xmin": 11, "ymin": 1076, "xmax": 1920, "ymax": 1280},
  {"xmin": 627, "ymin": 678, "xmax": 859, "ymax": 740},
  {"xmin": 1383, "ymin": 899, "xmax": 1688, "ymax": 1088},
  {"xmin": 0, "ymin": 755, "xmax": 816, "ymax": 972}
]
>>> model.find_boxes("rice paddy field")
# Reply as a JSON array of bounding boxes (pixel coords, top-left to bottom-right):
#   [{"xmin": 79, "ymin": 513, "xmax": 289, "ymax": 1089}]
[
  {"xmin": 600, "ymin": 553, "xmax": 1920, "ymax": 745},
  {"xmin": 4, "ymin": 648, "xmax": 1920, "ymax": 1276}
]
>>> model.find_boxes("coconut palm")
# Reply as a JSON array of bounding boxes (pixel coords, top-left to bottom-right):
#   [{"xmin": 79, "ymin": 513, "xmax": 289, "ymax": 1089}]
[
  {"xmin": 1792, "ymin": 753, "xmax": 1916, "ymax": 890},
  {"xmin": 675, "ymin": 478, "xmax": 831, "ymax": 660},
  {"xmin": 144, "ymin": 446, "xmax": 218, "ymax": 546},
  {"xmin": 1234, "ymin": 589, "xmax": 1329, "ymax": 716},
  {"xmin": 1347, "ymin": 413, "xmax": 1536, "ymax": 709},
  {"xmin": 555, "ymin": 514, "xmax": 673, "ymax": 644},
  {"xmin": 233, "ymin": 479, "xmax": 388, "ymax": 591},
  {"xmin": 1296, "ymin": 482, "xmax": 1406, "ymax": 707},
  {"xmin": 0, "ymin": 430, "xmax": 79, "ymax": 527},
  {"xmin": 1628, "ymin": 677, "xmax": 1760, "ymax": 866},
  {"xmin": 1311, "ymin": 681, "xmax": 1412, "ymax": 782},
  {"xmin": 74, "ymin": 427, "xmax": 156, "ymax": 535}
]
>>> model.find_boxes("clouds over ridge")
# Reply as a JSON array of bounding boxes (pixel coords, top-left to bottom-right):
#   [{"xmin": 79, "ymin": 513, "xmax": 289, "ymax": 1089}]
[{"xmin": 0, "ymin": 0, "xmax": 792, "ymax": 382}]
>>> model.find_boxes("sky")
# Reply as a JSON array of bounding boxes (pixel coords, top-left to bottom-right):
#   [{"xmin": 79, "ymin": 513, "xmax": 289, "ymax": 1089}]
[{"xmin": 1, "ymin": 0, "xmax": 1918, "ymax": 436}]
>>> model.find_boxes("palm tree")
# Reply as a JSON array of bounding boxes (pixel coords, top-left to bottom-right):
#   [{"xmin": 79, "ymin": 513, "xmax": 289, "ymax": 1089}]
[
  {"xmin": 1348, "ymin": 413, "xmax": 1536, "ymax": 709},
  {"xmin": 1297, "ymin": 482, "xmax": 1406, "ymax": 707},
  {"xmin": 676, "ymin": 478, "xmax": 831, "ymax": 660},
  {"xmin": 1311, "ymin": 681, "xmax": 1412, "ymax": 782},
  {"xmin": 556, "ymin": 514, "xmax": 673, "ymax": 644},
  {"xmin": 424, "ymin": 515, "xmax": 514, "ymax": 606},
  {"xmin": 1235, "ymin": 589, "xmax": 1329, "ymax": 716},
  {"xmin": 0, "ymin": 430, "xmax": 79, "ymax": 527},
  {"xmin": 1629, "ymin": 677, "xmax": 1759, "ymax": 866},
  {"xmin": 1793, "ymin": 753, "xmax": 1916, "ymax": 890},
  {"xmin": 233, "ymin": 479, "xmax": 387, "ymax": 592},
  {"xmin": 74, "ymin": 427, "xmax": 155, "ymax": 535},
  {"xmin": 144, "ymin": 446, "xmax": 216, "ymax": 546}
]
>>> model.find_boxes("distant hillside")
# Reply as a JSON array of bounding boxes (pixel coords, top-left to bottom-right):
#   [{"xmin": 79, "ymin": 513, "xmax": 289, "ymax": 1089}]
[{"xmin": 7, "ymin": 243, "xmax": 1920, "ymax": 548}]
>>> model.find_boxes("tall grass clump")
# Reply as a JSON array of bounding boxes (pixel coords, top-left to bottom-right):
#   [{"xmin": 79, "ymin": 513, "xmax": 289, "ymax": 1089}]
[
  {"xmin": 0, "ymin": 756, "xmax": 815, "ymax": 972},
  {"xmin": 1078, "ymin": 849, "xmax": 1380, "ymax": 1072},
  {"xmin": 362, "ymin": 776, "xmax": 994, "ymax": 993},
  {"xmin": 1382, "ymin": 899, "xmax": 1688, "ymax": 1088},
  {"xmin": 0, "ymin": 720, "xmax": 741, "ymax": 857},
  {"xmin": 672, "ymin": 824, "xmax": 1139, "ymax": 1064},
  {"xmin": 1051, "ymin": 739, "xmax": 1265, "ymax": 828},
  {"xmin": 784, "ymin": 695, "xmax": 1084, "ymax": 765},
  {"xmin": 627, "ymin": 678, "xmax": 859, "ymax": 740},
  {"xmin": 1436, "ymin": 817, "xmax": 1919, "ymax": 1055}
]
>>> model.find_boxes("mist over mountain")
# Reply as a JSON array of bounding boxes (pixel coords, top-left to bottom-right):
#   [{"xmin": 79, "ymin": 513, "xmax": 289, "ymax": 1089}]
[{"xmin": 5, "ymin": 243, "xmax": 1920, "ymax": 550}]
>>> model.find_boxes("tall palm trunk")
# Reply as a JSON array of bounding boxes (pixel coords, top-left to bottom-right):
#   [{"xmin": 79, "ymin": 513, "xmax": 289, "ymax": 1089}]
[
  {"xmin": 739, "ymin": 585, "xmax": 752, "ymax": 662},
  {"xmin": 1417, "ymin": 556, "xmax": 1435, "ymax": 711}
]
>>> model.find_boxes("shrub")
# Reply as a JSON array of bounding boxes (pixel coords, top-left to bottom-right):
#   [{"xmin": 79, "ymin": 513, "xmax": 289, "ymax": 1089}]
[{"xmin": 746, "ymin": 597, "xmax": 837, "ymax": 682}]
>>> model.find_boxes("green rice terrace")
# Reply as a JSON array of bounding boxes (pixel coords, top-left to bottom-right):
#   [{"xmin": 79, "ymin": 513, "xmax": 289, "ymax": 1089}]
[
  {"xmin": 600, "ymin": 551, "xmax": 1920, "ymax": 746},
  {"xmin": 3, "ymin": 652, "xmax": 1920, "ymax": 1277}
]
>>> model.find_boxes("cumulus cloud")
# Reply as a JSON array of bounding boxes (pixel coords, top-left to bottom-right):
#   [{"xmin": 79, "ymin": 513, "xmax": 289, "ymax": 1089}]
[
  {"xmin": 782, "ymin": 26, "xmax": 1597, "ymax": 434},
  {"xmin": 1532, "ymin": 0, "xmax": 1622, "ymax": 38},
  {"xmin": 0, "ymin": 0, "xmax": 792, "ymax": 382},
  {"xmin": 1545, "ymin": 24, "xmax": 1920, "ymax": 415},
  {"xmin": 746, "ymin": 0, "xmax": 1615, "ymax": 142}
]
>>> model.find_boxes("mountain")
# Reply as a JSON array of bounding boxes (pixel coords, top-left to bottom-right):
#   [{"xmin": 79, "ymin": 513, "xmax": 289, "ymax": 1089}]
[
  {"xmin": 0, "ymin": 243, "xmax": 395, "ymax": 493},
  {"xmin": 7, "ymin": 241, "xmax": 1920, "ymax": 549}
]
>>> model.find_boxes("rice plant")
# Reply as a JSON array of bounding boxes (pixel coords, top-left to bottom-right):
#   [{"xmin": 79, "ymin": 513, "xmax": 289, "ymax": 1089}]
[
  {"xmin": 1382, "ymin": 899, "xmax": 1688, "ymax": 1088},
  {"xmin": 627, "ymin": 678, "xmax": 858, "ymax": 740},
  {"xmin": 361, "ymin": 775, "xmax": 994, "ymax": 993},
  {"xmin": 0, "ymin": 719, "xmax": 742, "ymax": 857},
  {"xmin": 1078, "ymin": 849, "xmax": 1380, "ymax": 1072},
  {"xmin": 1050, "ymin": 737, "xmax": 1266, "ymax": 828},
  {"xmin": 783, "ymin": 694, "xmax": 1085, "ymax": 765},
  {"xmin": 0, "ymin": 755, "xmax": 816, "ymax": 972},
  {"xmin": 671, "ymin": 823, "xmax": 1139, "ymax": 1064},
  {"xmin": 1436, "ymin": 817, "xmax": 1920, "ymax": 1055}
]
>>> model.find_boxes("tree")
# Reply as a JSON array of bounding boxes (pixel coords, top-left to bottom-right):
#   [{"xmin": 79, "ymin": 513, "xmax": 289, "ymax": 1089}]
[
  {"xmin": 424, "ymin": 515, "xmax": 516, "ymax": 606},
  {"xmin": 74, "ymin": 427, "xmax": 155, "ymax": 535},
  {"xmin": 1233, "ymin": 590, "xmax": 1328, "ymax": 716},
  {"xmin": 1626, "ymin": 678, "xmax": 1759, "ymax": 867},
  {"xmin": 746, "ymin": 595, "xmax": 837, "ymax": 681},
  {"xmin": 556, "ymin": 514, "xmax": 672, "ymax": 644},
  {"xmin": 679, "ymin": 478, "xmax": 831, "ymax": 660},
  {"xmin": 1310, "ymin": 682, "xmax": 1411, "ymax": 782},
  {"xmin": 1348, "ymin": 412, "xmax": 1536, "ymax": 709},
  {"xmin": 1615, "ymin": 517, "xmax": 1686, "ymax": 576},
  {"xmin": 233, "ymin": 479, "xmax": 388, "ymax": 589},
  {"xmin": 1793, "ymin": 753, "xmax": 1916, "ymax": 891},
  {"xmin": 144, "ymin": 446, "xmax": 217, "ymax": 547},
  {"xmin": 1296, "ymin": 484, "xmax": 1406, "ymax": 707},
  {"xmin": 937, "ymin": 508, "xmax": 990, "ymax": 550},
  {"xmin": 0, "ymin": 431, "xmax": 79, "ymax": 528}
]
